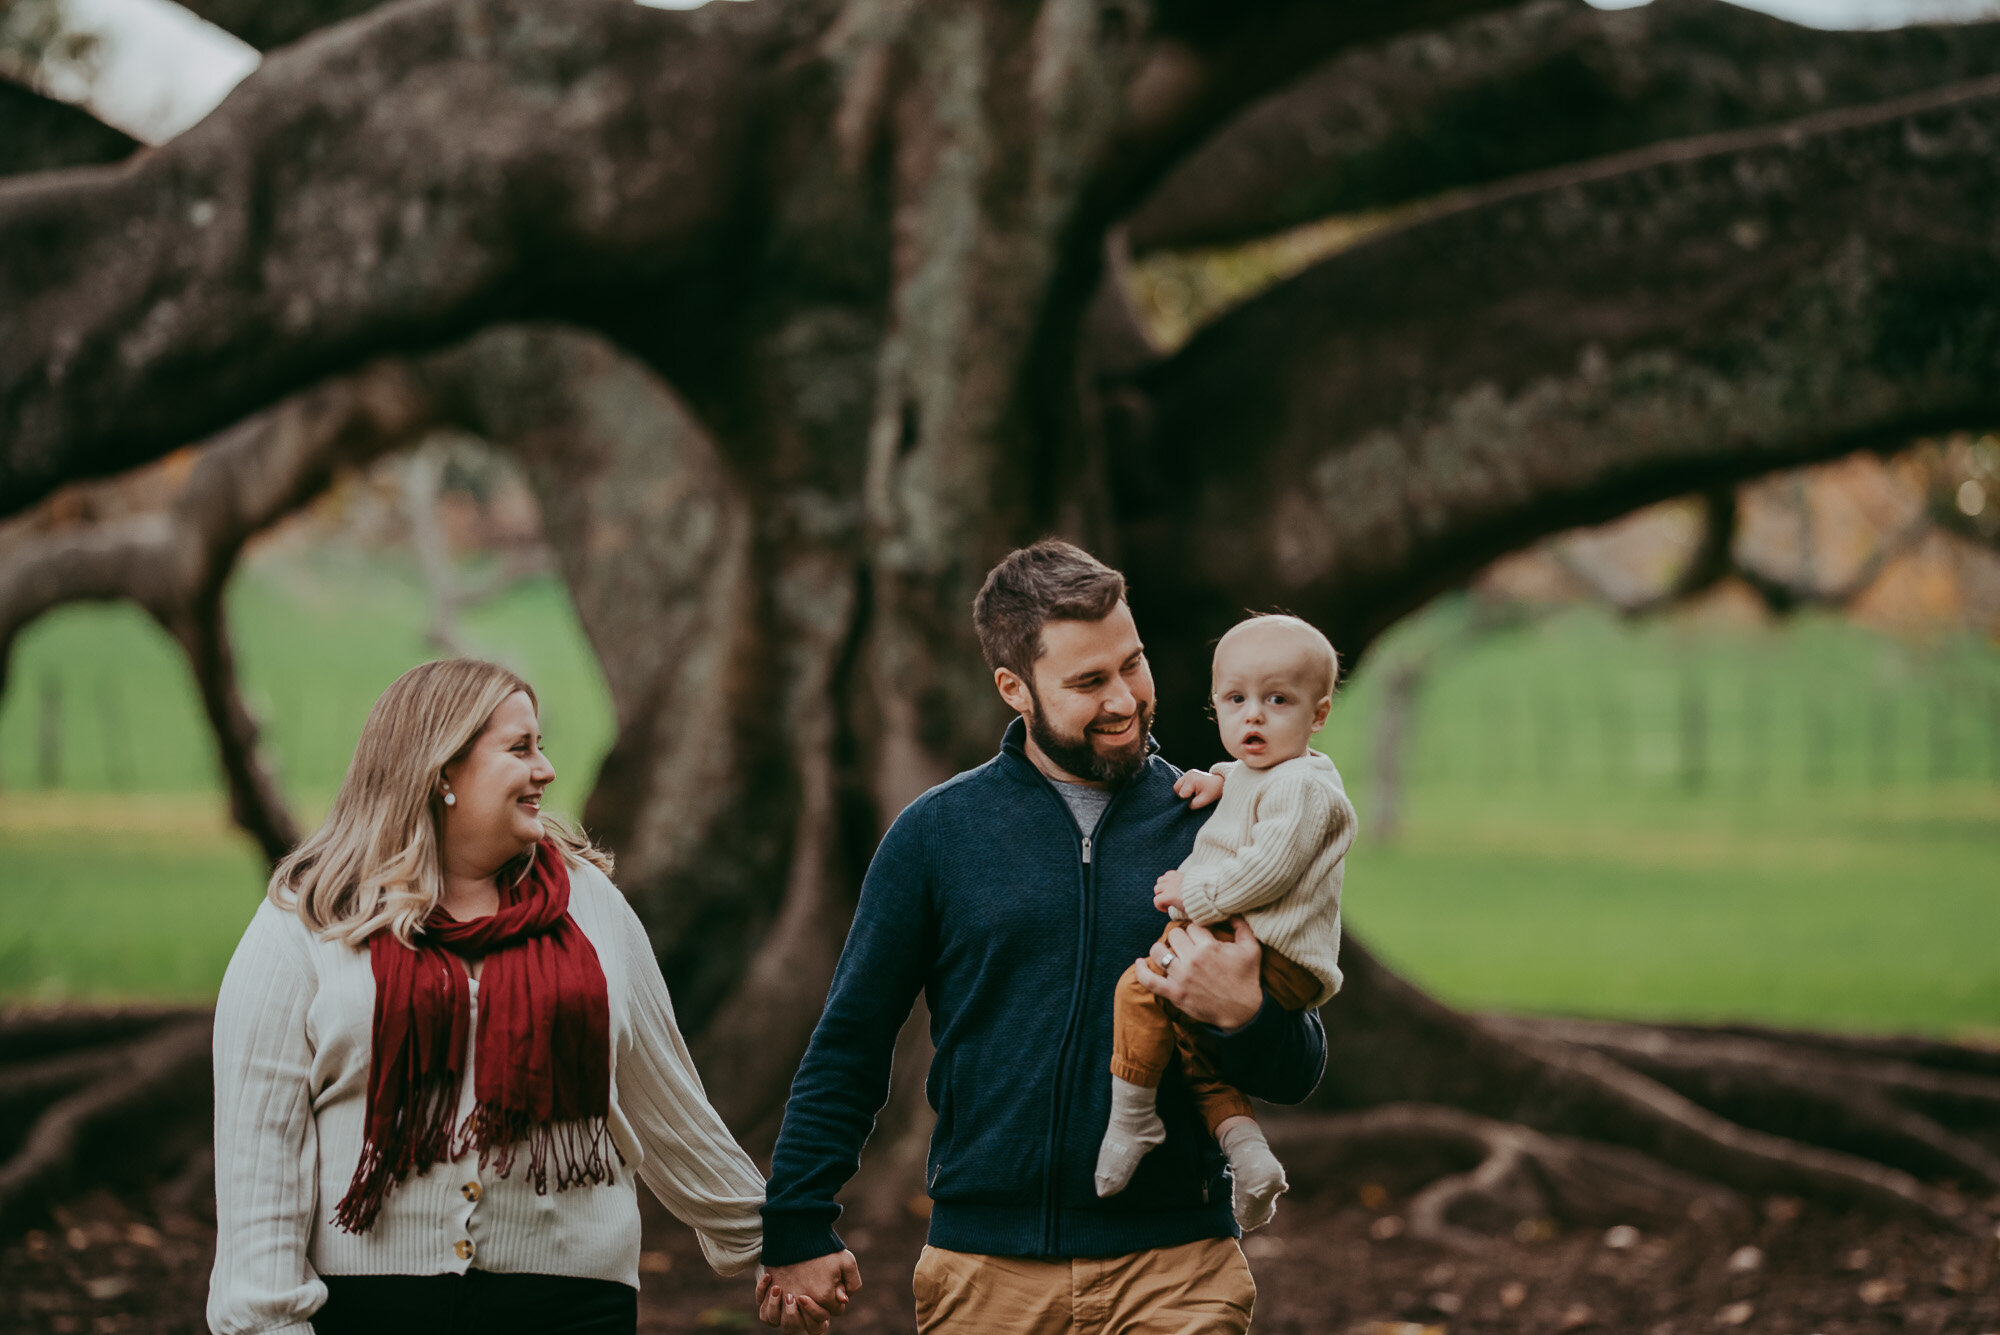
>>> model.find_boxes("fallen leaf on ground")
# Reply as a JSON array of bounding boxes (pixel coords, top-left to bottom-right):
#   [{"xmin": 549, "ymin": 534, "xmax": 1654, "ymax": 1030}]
[
  {"xmin": 1514, "ymin": 1217, "xmax": 1559, "ymax": 1244},
  {"xmin": 1858, "ymin": 1277, "xmax": 1905, "ymax": 1304},
  {"xmin": 1762, "ymin": 1196, "xmax": 1803, "ymax": 1223},
  {"xmin": 1558, "ymin": 1301, "xmax": 1596, "ymax": 1330}
]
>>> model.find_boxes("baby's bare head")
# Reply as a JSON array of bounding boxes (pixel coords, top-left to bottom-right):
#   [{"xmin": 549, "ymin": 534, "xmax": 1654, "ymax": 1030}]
[
  {"xmin": 1209, "ymin": 616, "xmax": 1339, "ymax": 768},
  {"xmin": 1213, "ymin": 616, "xmax": 1337, "ymax": 699}
]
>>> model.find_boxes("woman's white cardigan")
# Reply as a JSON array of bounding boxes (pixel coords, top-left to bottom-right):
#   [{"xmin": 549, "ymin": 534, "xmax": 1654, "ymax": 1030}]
[{"xmin": 207, "ymin": 859, "xmax": 765, "ymax": 1335}]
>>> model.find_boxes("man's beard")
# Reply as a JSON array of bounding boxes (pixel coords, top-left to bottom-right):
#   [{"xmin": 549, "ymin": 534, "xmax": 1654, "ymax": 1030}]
[{"xmin": 1025, "ymin": 690, "xmax": 1155, "ymax": 786}]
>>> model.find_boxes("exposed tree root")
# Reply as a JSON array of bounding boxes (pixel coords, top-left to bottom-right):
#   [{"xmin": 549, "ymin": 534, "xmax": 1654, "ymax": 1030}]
[
  {"xmin": 1647, "ymin": 1019, "xmax": 2000, "ymax": 1079},
  {"xmin": 0, "ymin": 1049, "xmax": 131, "ymax": 1124},
  {"xmin": 1491, "ymin": 1021, "xmax": 1979, "ymax": 1231},
  {"xmin": 1314, "ymin": 946, "xmax": 1982, "ymax": 1234},
  {"xmin": 1492, "ymin": 1015, "xmax": 2000, "ymax": 1189},
  {"xmin": 0, "ymin": 1009, "xmax": 205, "ymax": 1063},
  {"xmin": 0, "ymin": 1016, "xmax": 212, "ymax": 1236},
  {"xmin": 1267, "ymin": 1105, "xmax": 1744, "ymax": 1253}
]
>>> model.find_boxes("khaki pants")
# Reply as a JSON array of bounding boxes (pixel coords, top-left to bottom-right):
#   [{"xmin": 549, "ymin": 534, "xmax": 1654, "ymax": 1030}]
[
  {"xmin": 912, "ymin": 1238, "xmax": 1255, "ymax": 1335},
  {"xmin": 1109, "ymin": 924, "xmax": 1323, "ymax": 1133}
]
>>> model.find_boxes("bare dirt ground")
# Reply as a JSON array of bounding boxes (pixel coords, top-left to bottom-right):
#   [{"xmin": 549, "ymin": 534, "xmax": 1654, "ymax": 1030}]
[{"xmin": 5, "ymin": 1163, "xmax": 1996, "ymax": 1335}]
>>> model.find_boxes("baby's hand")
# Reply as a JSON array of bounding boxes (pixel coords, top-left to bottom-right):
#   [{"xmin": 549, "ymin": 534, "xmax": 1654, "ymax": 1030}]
[
  {"xmin": 1153, "ymin": 870, "xmax": 1185, "ymax": 915},
  {"xmin": 1175, "ymin": 768, "xmax": 1225, "ymax": 810}
]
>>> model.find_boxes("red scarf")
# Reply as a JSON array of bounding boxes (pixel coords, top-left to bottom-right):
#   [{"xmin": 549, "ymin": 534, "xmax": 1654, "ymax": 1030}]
[{"xmin": 333, "ymin": 838, "xmax": 615, "ymax": 1233}]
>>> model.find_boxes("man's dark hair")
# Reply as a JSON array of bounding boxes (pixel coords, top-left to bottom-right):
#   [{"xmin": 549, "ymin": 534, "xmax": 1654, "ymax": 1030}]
[{"xmin": 973, "ymin": 540, "xmax": 1127, "ymax": 681}]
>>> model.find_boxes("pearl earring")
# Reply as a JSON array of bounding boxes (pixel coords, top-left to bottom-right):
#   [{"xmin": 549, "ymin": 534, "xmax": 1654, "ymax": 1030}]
[{"xmin": 444, "ymin": 791, "xmax": 456, "ymax": 807}]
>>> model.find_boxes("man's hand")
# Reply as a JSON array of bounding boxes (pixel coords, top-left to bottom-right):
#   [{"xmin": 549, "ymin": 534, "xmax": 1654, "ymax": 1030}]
[
  {"xmin": 1173, "ymin": 768, "xmax": 1226, "ymax": 809},
  {"xmin": 1135, "ymin": 916, "xmax": 1263, "ymax": 1030},
  {"xmin": 757, "ymin": 1251, "xmax": 860, "ymax": 1334},
  {"xmin": 1152, "ymin": 869, "xmax": 1185, "ymax": 916}
]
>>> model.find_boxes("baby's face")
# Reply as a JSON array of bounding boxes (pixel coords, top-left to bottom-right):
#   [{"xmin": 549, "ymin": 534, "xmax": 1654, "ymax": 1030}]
[{"xmin": 1210, "ymin": 628, "xmax": 1329, "ymax": 770}]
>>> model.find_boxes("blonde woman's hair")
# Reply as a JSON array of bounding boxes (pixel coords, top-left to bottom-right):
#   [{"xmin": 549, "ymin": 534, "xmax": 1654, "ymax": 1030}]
[{"xmin": 270, "ymin": 658, "xmax": 612, "ymax": 946}]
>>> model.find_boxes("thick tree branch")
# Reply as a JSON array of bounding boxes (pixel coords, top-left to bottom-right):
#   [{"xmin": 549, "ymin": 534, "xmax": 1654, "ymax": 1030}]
[
  {"xmin": 0, "ymin": 82, "xmax": 135, "ymax": 178},
  {"xmin": 164, "ymin": 594, "xmax": 306, "ymax": 861},
  {"xmin": 1068, "ymin": 0, "xmax": 1524, "ymax": 234},
  {"xmin": 0, "ymin": 0, "xmax": 776, "ymax": 517},
  {"xmin": 1128, "ymin": 0, "xmax": 2000, "ymax": 253},
  {"xmin": 173, "ymin": 0, "xmax": 393, "ymax": 51},
  {"xmin": 0, "ymin": 362, "xmax": 433, "ymax": 859},
  {"xmin": 1551, "ymin": 489, "xmax": 1740, "ymax": 616},
  {"xmin": 1549, "ymin": 484, "xmax": 1935, "ymax": 617},
  {"xmin": 1732, "ymin": 511, "xmax": 1934, "ymax": 614},
  {"xmin": 1122, "ymin": 76, "xmax": 2000, "ymax": 750}
]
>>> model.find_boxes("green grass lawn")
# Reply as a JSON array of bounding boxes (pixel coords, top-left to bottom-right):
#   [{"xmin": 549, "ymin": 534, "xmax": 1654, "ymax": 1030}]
[
  {"xmin": 1345, "ymin": 786, "xmax": 2000, "ymax": 1039},
  {"xmin": 0, "ymin": 796, "xmax": 269, "ymax": 1004},
  {"xmin": 1, "ymin": 558, "xmax": 1996, "ymax": 1038}
]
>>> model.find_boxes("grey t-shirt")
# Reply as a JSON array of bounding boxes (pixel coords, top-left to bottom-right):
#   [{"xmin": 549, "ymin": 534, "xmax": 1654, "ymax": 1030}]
[{"xmin": 1052, "ymin": 779, "xmax": 1112, "ymax": 835}]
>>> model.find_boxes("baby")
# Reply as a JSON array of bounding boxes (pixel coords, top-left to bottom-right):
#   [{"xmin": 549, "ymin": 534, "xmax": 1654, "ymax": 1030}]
[{"xmin": 1093, "ymin": 613, "xmax": 1356, "ymax": 1230}]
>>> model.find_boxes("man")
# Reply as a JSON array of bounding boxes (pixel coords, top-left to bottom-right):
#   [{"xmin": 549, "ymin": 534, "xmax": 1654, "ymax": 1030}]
[{"xmin": 757, "ymin": 541, "xmax": 1327, "ymax": 1334}]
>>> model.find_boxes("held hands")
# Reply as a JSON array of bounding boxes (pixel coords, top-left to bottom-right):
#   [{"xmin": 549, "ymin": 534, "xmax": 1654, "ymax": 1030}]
[
  {"xmin": 1152, "ymin": 869, "xmax": 1185, "ymax": 916},
  {"xmin": 757, "ymin": 1251, "xmax": 861, "ymax": 1335},
  {"xmin": 1173, "ymin": 768, "xmax": 1226, "ymax": 809},
  {"xmin": 1134, "ymin": 916, "xmax": 1264, "ymax": 1031}
]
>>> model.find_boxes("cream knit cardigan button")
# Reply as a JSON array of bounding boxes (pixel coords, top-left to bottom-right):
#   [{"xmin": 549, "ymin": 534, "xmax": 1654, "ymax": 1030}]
[{"xmin": 207, "ymin": 860, "xmax": 764, "ymax": 1335}]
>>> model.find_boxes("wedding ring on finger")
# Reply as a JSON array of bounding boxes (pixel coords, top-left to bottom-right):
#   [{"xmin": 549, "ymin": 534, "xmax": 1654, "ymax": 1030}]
[{"xmin": 1157, "ymin": 949, "xmax": 1176, "ymax": 969}]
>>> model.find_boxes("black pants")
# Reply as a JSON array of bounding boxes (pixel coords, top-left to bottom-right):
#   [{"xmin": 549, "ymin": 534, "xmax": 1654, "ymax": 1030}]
[{"xmin": 317, "ymin": 1270, "xmax": 637, "ymax": 1335}]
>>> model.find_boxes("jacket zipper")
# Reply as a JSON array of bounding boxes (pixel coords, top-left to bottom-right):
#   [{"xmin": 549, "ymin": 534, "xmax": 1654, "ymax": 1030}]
[{"xmin": 1038, "ymin": 786, "xmax": 1116, "ymax": 1253}]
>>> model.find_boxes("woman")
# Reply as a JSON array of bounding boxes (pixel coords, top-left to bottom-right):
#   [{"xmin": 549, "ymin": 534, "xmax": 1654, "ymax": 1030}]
[{"xmin": 208, "ymin": 659, "xmax": 763, "ymax": 1335}]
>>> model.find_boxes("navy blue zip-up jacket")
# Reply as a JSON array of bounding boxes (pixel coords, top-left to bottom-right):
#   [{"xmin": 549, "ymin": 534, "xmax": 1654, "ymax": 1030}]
[{"xmin": 760, "ymin": 718, "xmax": 1328, "ymax": 1265}]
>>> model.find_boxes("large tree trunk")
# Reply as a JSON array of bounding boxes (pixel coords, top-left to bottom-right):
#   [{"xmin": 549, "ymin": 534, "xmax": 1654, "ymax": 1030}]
[{"xmin": 2, "ymin": 0, "xmax": 1997, "ymax": 1247}]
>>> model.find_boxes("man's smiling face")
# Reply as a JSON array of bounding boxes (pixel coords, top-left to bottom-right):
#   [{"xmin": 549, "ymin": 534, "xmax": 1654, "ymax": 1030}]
[{"xmin": 1016, "ymin": 601, "xmax": 1156, "ymax": 786}]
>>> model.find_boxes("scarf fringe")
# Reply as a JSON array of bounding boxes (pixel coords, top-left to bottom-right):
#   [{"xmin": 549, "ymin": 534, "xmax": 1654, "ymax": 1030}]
[
  {"xmin": 333, "ymin": 1068, "xmax": 462, "ymax": 1234},
  {"xmin": 457, "ymin": 1104, "xmax": 619, "ymax": 1194}
]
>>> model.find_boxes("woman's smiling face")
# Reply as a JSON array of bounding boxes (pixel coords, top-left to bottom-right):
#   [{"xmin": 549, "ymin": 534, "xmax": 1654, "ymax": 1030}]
[{"xmin": 440, "ymin": 690, "xmax": 555, "ymax": 870}]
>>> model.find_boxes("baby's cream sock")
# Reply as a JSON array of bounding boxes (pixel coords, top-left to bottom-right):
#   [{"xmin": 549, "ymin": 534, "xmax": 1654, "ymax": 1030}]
[
  {"xmin": 1094, "ymin": 1076, "xmax": 1167, "ymax": 1197},
  {"xmin": 1218, "ymin": 1118, "xmax": 1287, "ymax": 1231}
]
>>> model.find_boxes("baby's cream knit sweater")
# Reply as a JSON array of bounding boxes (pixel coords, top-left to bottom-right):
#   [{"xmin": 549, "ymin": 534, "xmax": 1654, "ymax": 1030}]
[{"xmin": 1177, "ymin": 749, "xmax": 1356, "ymax": 1007}]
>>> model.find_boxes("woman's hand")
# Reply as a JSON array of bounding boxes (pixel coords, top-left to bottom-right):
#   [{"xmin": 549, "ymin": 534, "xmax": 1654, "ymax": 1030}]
[{"xmin": 758, "ymin": 1252, "xmax": 860, "ymax": 1334}]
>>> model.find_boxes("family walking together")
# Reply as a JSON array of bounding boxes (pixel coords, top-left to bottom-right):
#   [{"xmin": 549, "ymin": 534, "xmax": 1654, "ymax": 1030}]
[{"xmin": 208, "ymin": 540, "xmax": 1357, "ymax": 1335}]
